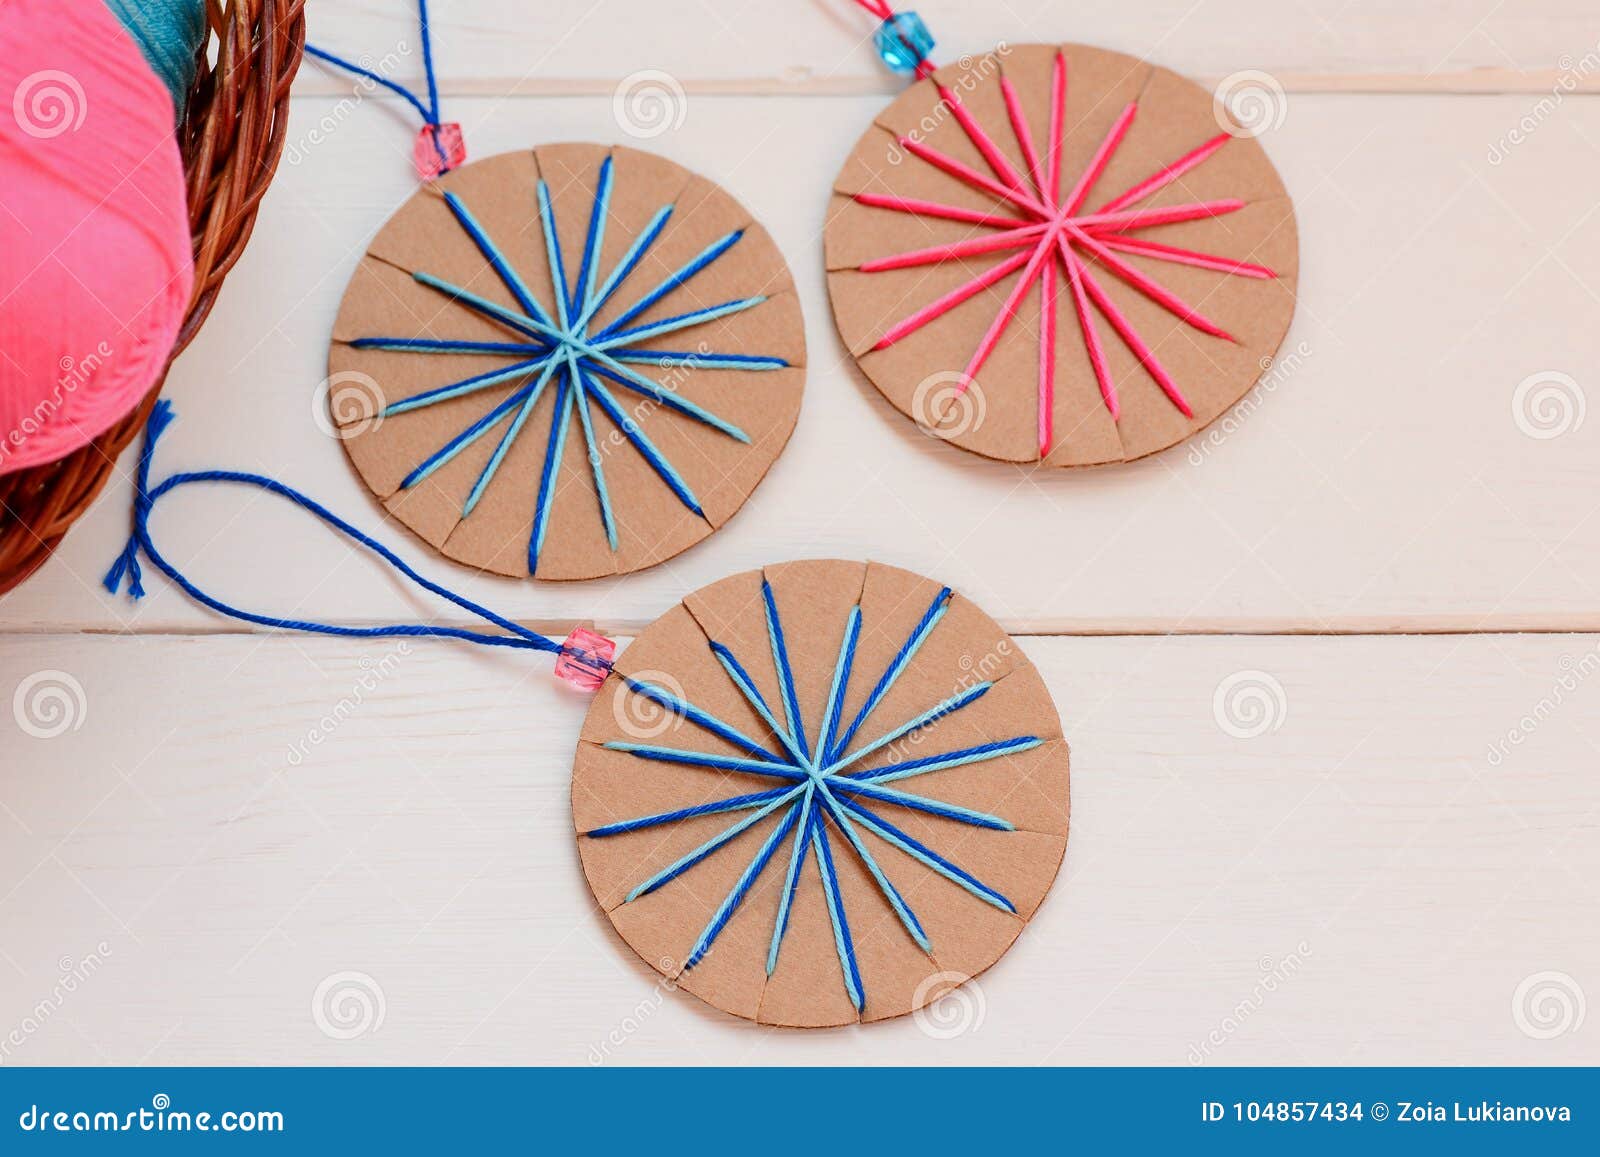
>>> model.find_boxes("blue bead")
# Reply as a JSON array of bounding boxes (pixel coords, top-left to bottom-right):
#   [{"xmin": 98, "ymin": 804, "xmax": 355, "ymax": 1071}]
[{"xmin": 874, "ymin": 12, "xmax": 934, "ymax": 74}]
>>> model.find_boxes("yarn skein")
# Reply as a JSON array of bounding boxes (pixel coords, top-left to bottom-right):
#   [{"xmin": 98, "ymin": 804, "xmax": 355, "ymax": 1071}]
[
  {"xmin": 103, "ymin": 0, "xmax": 206, "ymax": 117},
  {"xmin": 0, "ymin": 0, "xmax": 195, "ymax": 476}
]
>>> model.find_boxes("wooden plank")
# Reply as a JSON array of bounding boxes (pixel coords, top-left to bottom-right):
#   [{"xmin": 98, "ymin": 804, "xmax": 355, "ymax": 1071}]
[
  {"xmin": 296, "ymin": 0, "xmax": 1600, "ymax": 89},
  {"xmin": 0, "ymin": 632, "xmax": 1595, "ymax": 1064},
  {"xmin": 4, "ymin": 91, "xmax": 1600, "ymax": 635}
]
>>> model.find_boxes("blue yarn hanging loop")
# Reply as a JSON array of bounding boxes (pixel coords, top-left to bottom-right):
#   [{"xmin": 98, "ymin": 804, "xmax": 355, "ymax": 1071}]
[
  {"xmin": 304, "ymin": 0, "xmax": 454, "ymax": 172},
  {"xmin": 104, "ymin": 401, "xmax": 586, "ymax": 665}
]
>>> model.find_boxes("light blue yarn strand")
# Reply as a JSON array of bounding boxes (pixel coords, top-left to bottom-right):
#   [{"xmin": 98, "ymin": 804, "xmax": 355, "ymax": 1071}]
[{"xmin": 105, "ymin": 0, "xmax": 205, "ymax": 118}]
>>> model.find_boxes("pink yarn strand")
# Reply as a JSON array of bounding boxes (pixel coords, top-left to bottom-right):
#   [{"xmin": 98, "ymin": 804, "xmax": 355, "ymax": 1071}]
[
  {"xmin": 960, "ymin": 233, "xmax": 1054, "ymax": 386},
  {"xmin": 999, "ymin": 75, "xmax": 1049, "ymax": 202},
  {"xmin": 1075, "ymin": 199, "xmax": 1246, "ymax": 232},
  {"xmin": 1098, "ymin": 132, "xmax": 1232, "ymax": 215},
  {"xmin": 1064, "ymin": 236, "xmax": 1194, "ymax": 418},
  {"xmin": 938, "ymin": 83, "xmax": 1036, "ymax": 203},
  {"xmin": 858, "ymin": 223, "xmax": 1047, "ymax": 273},
  {"xmin": 900, "ymin": 138, "xmax": 1050, "ymax": 219},
  {"xmin": 852, "ymin": 191, "xmax": 1027, "ymax": 229},
  {"xmin": 1037, "ymin": 256, "xmax": 1057, "ymax": 455},
  {"xmin": 1096, "ymin": 235, "xmax": 1276, "ymax": 280},
  {"xmin": 1061, "ymin": 102, "xmax": 1136, "ymax": 216},
  {"xmin": 1060, "ymin": 247, "xmax": 1118, "ymax": 420},
  {"xmin": 1066, "ymin": 224, "xmax": 1235, "ymax": 341},
  {"xmin": 872, "ymin": 248, "xmax": 1033, "ymax": 350},
  {"xmin": 1047, "ymin": 51, "xmax": 1067, "ymax": 204}
]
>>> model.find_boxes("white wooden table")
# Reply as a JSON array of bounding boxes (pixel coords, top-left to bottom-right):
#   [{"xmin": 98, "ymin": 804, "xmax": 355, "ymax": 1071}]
[{"xmin": 2, "ymin": 1, "xmax": 1597, "ymax": 1065}]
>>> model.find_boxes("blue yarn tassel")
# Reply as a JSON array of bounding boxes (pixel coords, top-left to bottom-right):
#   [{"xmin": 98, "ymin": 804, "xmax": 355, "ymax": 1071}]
[{"xmin": 104, "ymin": 402, "xmax": 585, "ymax": 666}]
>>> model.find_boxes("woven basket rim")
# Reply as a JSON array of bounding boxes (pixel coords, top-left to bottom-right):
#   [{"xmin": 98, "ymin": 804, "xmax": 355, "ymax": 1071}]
[{"xmin": 0, "ymin": 0, "xmax": 308, "ymax": 597}]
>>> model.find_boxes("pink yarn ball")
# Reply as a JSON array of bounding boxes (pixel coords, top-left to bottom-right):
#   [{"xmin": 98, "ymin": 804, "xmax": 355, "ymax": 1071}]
[{"xmin": 0, "ymin": 0, "xmax": 194, "ymax": 475}]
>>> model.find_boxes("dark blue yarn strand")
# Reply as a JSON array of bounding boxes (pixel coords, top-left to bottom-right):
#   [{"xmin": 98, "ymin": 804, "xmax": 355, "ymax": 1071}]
[
  {"xmin": 585, "ymin": 206, "xmax": 673, "ymax": 322},
  {"xmin": 527, "ymin": 374, "xmax": 571, "ymax": 575},
  {"xmin": 813, "ymin": 816, "xmax": 864, "ymax": 1005},
  {"xmin": 686, "ymin": 800, "xmax": 802, "ymax": 968},
  {"xmin": 827, "ymin": 586, "xmax": 953, "ymax": 764},
  {"xmin": 831, "ymin": 780, "xmax": 1013, "ymax": 830},
  {"xmin": 611, "ymin": 744, "xmax": 807, "ymax": 782},
  {"xmin": 819, "ymin": 607, "xmax": 861, "ymax": 760},
  {"xmin": 761, "ymin": 580, "xmax": 810, "ymax": 763},
  {"xmin": 399, "ymin": 379, "xmax": 537, "ymax": 488},
  {"xmin": 103, "ymin": 402, "xmax": 565, "ymax": 661},
  {"xmin": 843, "ymin": 735, "xmax": 1042, "ymax": 781},
  {"xmin": 349, "ymin": 338, "xmax": 547, "ymax": 357},
  {"xmin": 614, "ymin": 349, "xmax": 788, "ymax": 369},
  {"xmin": 572, "ymin": 157, "xmax": 613, "ymax": 320},
  {"xmin": 621, "ymin": 678, "xmax": 786, "ymax": 764},
  {"xmin": 304, "ymin": 0, "xmax": 451, "ymax": 172},
  {"xmin": 441, "ymin": 193, "xmax": 550, "ymax": 324},
  {"xmin": 587, "ymin": 788, "xmax": 792, "ymax": 838},
  {"xmin": 838, "ymin": 795, "xmax": 1015, "ymax": 912},
  {"xmin": 389, "ymin": 358, "xmax": 545, "ymax": 422},
  {"xmin": 707, "ymin": 641, "xmax": 779, "ymax": 721},
  {"xmin": 597, "ymin": 296, "xmax": 756, "ymax": 349},
  {"xmin": 581, "ymin": 379, "xmax": 705, "ymax": 517},
  {"xmin": 592, "ymin": 230, "xmax": 745, "ymax": 342}
]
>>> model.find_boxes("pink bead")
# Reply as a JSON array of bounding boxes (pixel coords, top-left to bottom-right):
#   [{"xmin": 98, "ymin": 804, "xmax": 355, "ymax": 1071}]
[
  {"xmin": 413, "ymin": 123, "xmax": 465, "ymax": 179},
  {"xmin": 555, "ymin": 627, "xmax": 615, "ymax": 692}
]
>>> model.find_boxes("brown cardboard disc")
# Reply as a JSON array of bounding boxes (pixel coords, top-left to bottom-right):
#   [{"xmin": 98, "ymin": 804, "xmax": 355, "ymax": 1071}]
[
  {"xmin": 824, "ymin": 43, "xmax": 1299, "ymax": 466},
  {"xmin": 329, "ymin": 144, "xmax": 806, "ymax": 580},
  {"xmin": 572, "ymin": 559, "xmax": 1070, "ymax": 1027}
]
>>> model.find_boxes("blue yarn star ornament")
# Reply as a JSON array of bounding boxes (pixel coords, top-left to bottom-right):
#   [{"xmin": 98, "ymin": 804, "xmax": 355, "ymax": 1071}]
[
  {"xmin": 588, "ymin": 579, "xmax": 1043, "ymax": 1014},
  {"xmin": 349, "ymin": 154, "xmax": 789, "ymax": 574}
]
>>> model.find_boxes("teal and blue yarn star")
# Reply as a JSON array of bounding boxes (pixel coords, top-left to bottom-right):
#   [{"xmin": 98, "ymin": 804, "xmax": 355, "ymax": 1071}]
[
  {"xmin": 588, "ymin": 579, "xmax": 1043, "ymax": 1013},
  {"xmin": 349, "ymin": 155, "xmax": 790, "ymax": 574}
]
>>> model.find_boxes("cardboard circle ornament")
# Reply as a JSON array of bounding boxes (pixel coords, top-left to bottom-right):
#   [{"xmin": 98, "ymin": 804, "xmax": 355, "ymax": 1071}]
[
  {"xmin": 329, "ymin": 144, "xmax": 806, "ymax": 580},
  {"xmin": 573, "ymin": 559, "xmax": 1070, "ymax": 1026},
  {"xmin": 825, "ymin": 43, "xmax": 1299, "ymax": 466}
]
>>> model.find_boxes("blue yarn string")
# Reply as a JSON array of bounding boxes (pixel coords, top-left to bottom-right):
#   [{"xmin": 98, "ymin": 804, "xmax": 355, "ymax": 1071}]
[
  {"xmin": 761, "ymin": 580, "xmax": 811, "ymax": 765},
  {"xmin": 304, "ymin": 0, "xmax": 452, "ymax": 173},
  {"xmin": 102, "ymin": 401, "xmax": 574, "ymax": 665},
  {"xmin": 360, "ymin": 163, "xmax": 780, "ymax": 573},
  {"xmin": 826, "ymin": 586, "xmax": 953, "ymax": 763},
  {"xmin": 588, "ymin": 581, "xmax": 1041, "ymax": 1012}
]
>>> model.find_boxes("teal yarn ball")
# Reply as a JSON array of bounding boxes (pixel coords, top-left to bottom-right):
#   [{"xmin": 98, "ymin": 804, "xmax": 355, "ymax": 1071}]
[{"xmin": 102, "ymin": 0, "xmax": 206, "ymax": 117}]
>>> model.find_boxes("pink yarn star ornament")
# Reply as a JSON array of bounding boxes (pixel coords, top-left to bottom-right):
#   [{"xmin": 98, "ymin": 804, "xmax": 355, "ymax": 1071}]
[{"xmin": 829, "ymin": 44, "xmax": 1298, "ymax": 465}]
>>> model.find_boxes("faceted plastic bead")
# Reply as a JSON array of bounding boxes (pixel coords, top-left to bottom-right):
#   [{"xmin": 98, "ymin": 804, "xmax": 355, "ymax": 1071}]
[
  {"xmin": 555, "ymin": 627, "xmax": 615, "ymax": 692},
  {"xmin": 413, "ymin": 122, "xmax": 465, "ymax": 179},
  {"xmin": 874, "ymin": 12, "xmax": 934, "ymax": 74}
]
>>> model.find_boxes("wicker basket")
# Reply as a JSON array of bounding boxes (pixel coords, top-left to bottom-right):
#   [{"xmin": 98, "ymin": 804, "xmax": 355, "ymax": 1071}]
[{"xmin": 0, "ymin": 0, "xmax": 306, "ymax": 595}]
